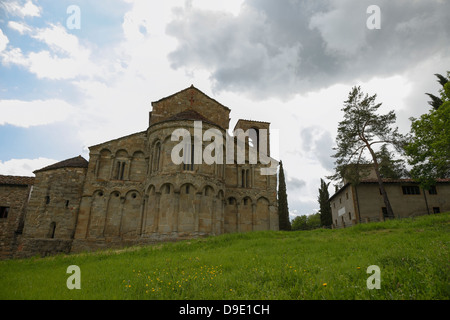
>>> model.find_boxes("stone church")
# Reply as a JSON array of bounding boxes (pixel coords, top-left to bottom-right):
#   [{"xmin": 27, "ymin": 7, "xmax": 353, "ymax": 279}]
[{"xmin": 0, "ymin": 86, "xmax": 279, "ymax": 259}]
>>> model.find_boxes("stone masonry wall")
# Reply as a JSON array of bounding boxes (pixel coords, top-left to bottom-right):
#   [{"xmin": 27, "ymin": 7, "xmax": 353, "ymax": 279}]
[
  {"xmin": 0, "ymin": 184, "xmax": 32, "ymax": 259},
  {"xmin": 22, "ymin": 167, "xmax": 87, "ymax": 240}
]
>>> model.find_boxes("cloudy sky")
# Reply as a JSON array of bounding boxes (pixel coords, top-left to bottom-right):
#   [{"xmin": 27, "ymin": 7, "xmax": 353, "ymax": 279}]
[{"xmin": 1, "ymin": 0, "xmax": 449, "ymax": 219}]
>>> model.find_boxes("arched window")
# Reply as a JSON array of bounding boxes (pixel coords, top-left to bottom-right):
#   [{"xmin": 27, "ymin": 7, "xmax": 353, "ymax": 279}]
[
  {"xmin": 241, "ymin": 169, "xmax": 251, "ymax": 188},
  {"xmin": 152, "ymin": 142, "xmax": 161, "ymax": 173},
  {"xmin": 48, "ymin": 222, "xmax": 56, "ymax": 239},
  {"xmin": 114, "ymin": 150, "xmax": 128, "ymax": 180},
  {"xmin": 115, "ymin": 160, "xmax": 126, "ymax": 180}
]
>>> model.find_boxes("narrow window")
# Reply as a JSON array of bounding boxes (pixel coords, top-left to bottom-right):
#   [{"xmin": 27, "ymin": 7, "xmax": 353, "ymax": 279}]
[
  {"xmin": 48, "ymin": 222, "xmax": 56, "ymax": 239},
  {"xmin": 0, "ymin": 206, "xmax": 10, "ymax": 219},
  {"xmin": 186, "ymin": 185, "xmax": 190, "ymax": 194},
  {"xmin": 120, "ymin": 162, "xmax": 126, "ymax": 180},
  {"xmin": 65, "ymin": 200, "xmax": 69, "ymax": 208},
  {"xmin": 246, "ymin": 169, "xmax": 250, "ymax": 188},
  {"xmin": 116, "ymin": 161, "xmax": 121, "ymax": 179},
  {"xmin": 45, "ymin": 196, "xmax": 50, "ymax": 204},
  {"xmin": 348, "ymin": 212, "xmax": 351, "ymax": 220},
  {"xmin": 153, "ymin": 142, "xmax": 161, "ymax": 172}
]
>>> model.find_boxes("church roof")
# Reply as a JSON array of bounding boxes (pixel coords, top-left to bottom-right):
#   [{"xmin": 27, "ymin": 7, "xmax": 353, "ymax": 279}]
[
  {"xmin": 34, "ymin": 155, "xmax": 88, "ymax": 174},
  {"xmin": 151, "ymin": 85, "xmax": 231, "ymax": 111},
  {"xmin": 0, "ymin": 175, "xmax": 35, "ymax": 186}
]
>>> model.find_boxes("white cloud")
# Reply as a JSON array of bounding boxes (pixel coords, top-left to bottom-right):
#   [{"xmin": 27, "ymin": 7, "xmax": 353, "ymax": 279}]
[
  {"xmin": 8, "ymin": 21, "xmax": 32, "ymax": 35},
  {"xmin": 0, "ymin": 29, "xmax": 9, "ymax": 52},
  {"xmin": 0, "ymin": 23, "xmax": 102, "ymax": 80},
  {"xmin": 0, "ymin": 99, "xmax": 75, "ymax": 128},
  {"xmin": 0, "ymin": 157, "xmax": 56, "ymax": 176},
  {"xmin": 2, "ymin": 0, "xmax": 41, "ymax": 18}
]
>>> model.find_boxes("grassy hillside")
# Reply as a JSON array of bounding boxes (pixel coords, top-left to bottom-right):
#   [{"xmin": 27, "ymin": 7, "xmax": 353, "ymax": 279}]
[{"xmin": 0, "ymin": 212, "xmax": 448, "ymax": 300}]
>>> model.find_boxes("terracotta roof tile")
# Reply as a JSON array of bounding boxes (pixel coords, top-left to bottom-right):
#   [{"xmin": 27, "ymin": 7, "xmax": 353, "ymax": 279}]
[
  {"xmin": 0, "ymin": 175, "xmax": 35, "ymax": 186},
  {"xmin": 359, "ymin": 178, "xmax": 450, "ymax": 183},
  {"xmin": 34, "ymin": 155, "xmax": 88, "ymax": 173}
]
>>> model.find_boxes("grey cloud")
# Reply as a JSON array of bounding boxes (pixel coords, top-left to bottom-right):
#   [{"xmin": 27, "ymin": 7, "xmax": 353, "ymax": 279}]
[
  {"xmin": 166, "ymin": 0, "xmax": 450, "ymax": 99},
  {"xmin": 287, "ymin": 176, "xmax": 306, "ymax": 191},
  {"xmin": 300, "ymin": 126, "xmax": 335, "ymax": 171},
  {"xmin": 289, "ymin": 198, "xmax": 318, "ymax": 218}
]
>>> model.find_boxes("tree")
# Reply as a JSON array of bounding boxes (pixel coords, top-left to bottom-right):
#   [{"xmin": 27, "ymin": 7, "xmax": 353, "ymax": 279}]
[
  {"xmin": 291, "ymin": 215, "xmax": 308, "ymax": 231},
  {"xmin": 306, "ymin": 212, "xmax": 321, "ymax": 230},
  {"xmin": 291, "ymin": 213, "xmax": 321, "ymax": 231},
  {"xmin": 329, "ymin": 86, "xmax": 405, "ymax": 218},
  {"xmin": 318, "ymin": 178, "xmax": 332, "ymax": 227},
  {"xmin": 425, "ymin": 73, "xmax": 448, "ymax": 110},
  {"xmin": 278, "ymin": 160, "xmax": 291, "ymax": 231},
  {"xmin": 376, "ymin": 144, "xmax": 409, "ymax": 179},
  {"xmin": 405, "ymin": 72, "xmax": 450, "ymax": 189}
]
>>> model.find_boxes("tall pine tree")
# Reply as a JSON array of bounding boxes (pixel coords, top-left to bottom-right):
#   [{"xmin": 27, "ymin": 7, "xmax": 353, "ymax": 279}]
[
  {"xmin": 278, "ymin": 160, "xmax": 291, "ymax": 230},
  {"xmin": 318, "ymin": 178, "xmax": 332, "ymax": 227}
]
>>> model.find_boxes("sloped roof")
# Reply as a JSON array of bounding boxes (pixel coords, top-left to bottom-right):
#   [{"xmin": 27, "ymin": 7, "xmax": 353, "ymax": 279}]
[
  {"xmin": 152, "ymin": 85, "xmax": 231, "ymax": 111},
  {"xmin": 34, "ymin": 155, "xmax": 88, "ymax": 173},
  {"xmin": 329, "ymin": 178, "xmax": 450, "ymax": 201},
  {"xmin": 359, "ymin": 178, "xmax": 450, "ymax": 184},
  {"xmin": 0, "ymin": 175, "xmax": 35, "ymax": 186}
]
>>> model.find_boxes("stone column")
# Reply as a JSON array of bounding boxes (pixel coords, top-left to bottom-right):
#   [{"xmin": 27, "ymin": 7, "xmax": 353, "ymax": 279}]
[
  {"xmin": 138, "ymin": 195, "xmax": 147, "ymax": 236},
  {"xmin": 118, "ymin": 196, "xmax": 126, "ymax": 238},
  {"xmin": 236, "ymin": 201, "xmax": 241, "ymax": 232},
  {"xmin": 173, "ymin": 191, "xmax": 180, "ymax": 233},
  {"xmin": 194, "ymin": 192, "xmax": 201, "ymax": 234},
  {"xmin": 252, "ymin": 202, "xmax": 256, "ymax": 231},
  {"xmin": 154, "ymin": 192, "xmax": 161, "ymax": 234},
  {"xmin": 211, "ymin": 198, "xmax": 216, "ymax": 235}
]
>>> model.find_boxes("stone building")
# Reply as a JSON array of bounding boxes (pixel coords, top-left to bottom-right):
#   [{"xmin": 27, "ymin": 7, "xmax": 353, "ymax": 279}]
[
  {"xmin": 0, "ymin": 175, "xmax": 34, "ymax": 259},
  {"xmin": 1, "ymin": 86, "xmax": 279, "ymax": 258},
  {"xmin": 329, "ymin": 165, "xmax": 450, "ymax": 228}
]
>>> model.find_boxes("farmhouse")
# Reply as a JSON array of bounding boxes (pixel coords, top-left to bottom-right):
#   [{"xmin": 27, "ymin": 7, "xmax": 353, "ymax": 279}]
[{"xmin": 329, "ymin": 166, "xmax": 450, "ymax": 228}]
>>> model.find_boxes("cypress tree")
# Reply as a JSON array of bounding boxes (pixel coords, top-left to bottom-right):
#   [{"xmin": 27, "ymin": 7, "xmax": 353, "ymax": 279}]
[
  {"xmin": 278, "ymin": 160, "xmax": 291, "ymax": 230},
  {"xmin": 318, "ymin": 178, "xmax": 332, "ymax": 227}
]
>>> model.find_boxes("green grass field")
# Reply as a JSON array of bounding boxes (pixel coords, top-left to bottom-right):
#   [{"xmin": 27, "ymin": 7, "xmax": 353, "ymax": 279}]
[{"xmin": 1, "ymin": 212, "xmax": 449, "ymax": 300}]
